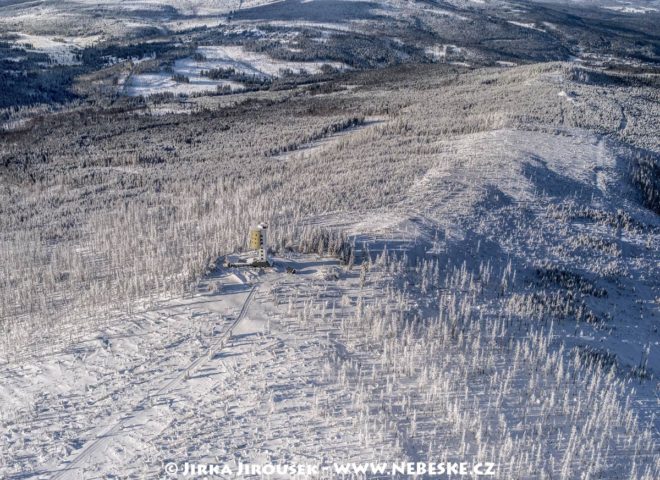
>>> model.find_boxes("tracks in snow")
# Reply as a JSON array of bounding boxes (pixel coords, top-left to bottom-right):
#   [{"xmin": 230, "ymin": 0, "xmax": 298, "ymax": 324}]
[
  {"xmin": 51, "ymin": 285, "xmax": 258, "ymax": 480},
  {"xmin": 273, "ymin": 117, "xmax": 385, "ymax": 160}
]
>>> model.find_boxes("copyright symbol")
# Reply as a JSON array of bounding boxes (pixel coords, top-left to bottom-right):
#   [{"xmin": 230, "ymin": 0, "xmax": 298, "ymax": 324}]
[{"xmin": 165, "ymin": 462, "xmax": 179, "ymax": 475}]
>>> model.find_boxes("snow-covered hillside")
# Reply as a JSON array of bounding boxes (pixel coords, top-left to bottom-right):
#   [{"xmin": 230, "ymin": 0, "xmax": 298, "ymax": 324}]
[
  {"xmin": 4, "ymin": 249, "xmax": 658, "ymax": 478},
  {"xmin": 125, "ymin": 45, "xmax": 347, "ymax": 96},
  {"xmin": 0, "ymin": 0, "xmax": 658, "ymax": 468},
  {"xmin": 1, "ymin": 87, "xmax": 658, "ymax": 477}
]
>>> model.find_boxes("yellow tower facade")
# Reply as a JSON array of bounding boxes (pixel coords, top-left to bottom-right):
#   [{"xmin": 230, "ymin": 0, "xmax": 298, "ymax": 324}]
[
  {"xmin": 248, "ymin": 223, "xmax": 269, "ymax": 264},
  {"xmin": 249, "ymin": 229, "xmax": 263, "ymax": 250}
]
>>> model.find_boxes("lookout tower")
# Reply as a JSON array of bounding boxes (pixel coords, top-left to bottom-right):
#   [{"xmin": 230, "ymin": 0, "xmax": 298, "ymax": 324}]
[{"xmin": 249, "ymin": 223, "xmax": 269, "ymax": 264}]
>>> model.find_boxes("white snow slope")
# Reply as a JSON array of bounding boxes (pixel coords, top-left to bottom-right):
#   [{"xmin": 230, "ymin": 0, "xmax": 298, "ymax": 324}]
[
  {"xmin": 0, "ymin": 125, "xmax": 658, "ymax": 479},
  {"xmin": 126, "ymin": 46, "xmax": 347, "ymax": 97}
]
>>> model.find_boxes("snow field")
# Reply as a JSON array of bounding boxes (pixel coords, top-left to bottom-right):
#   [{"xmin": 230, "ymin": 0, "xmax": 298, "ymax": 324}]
[
  {"xmin": 126, "ymin": 45, "xmax": 347, "ymax": 97},
  {"xmin": 0, "ymin": 62, "xmax": 657, "ymax": 478},
  {"xmin": 9, "ymin": 33, "xmax": 100, "ymax": 65},
  {"xmin": 0, "ymin": 272, "xmax": 255, "ymax": 478},
  {"xmin": 196, "ymin": 45, "xmax": 346, "ymax": 77},
  {"xmin": 125, "ymin": 72, "xmax": 242, "ymax": 97},
  {"xmin": 2, "ymin": 240, "xmax": 655, "ymax": 478}
]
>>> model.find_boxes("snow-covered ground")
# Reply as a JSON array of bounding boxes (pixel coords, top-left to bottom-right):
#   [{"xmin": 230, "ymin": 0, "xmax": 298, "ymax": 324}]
[
  {"xmin": 273, "ymin": 116, "xmax": 385, "ymax": 160},
  {"xmin": 0, "ymin": 121, "xmax": 657, "ymax": 478},
  {"xmin": 1, "ymin": 270, "xmax": 260, "ymax": 478},
  {"xmin": 9, "ymin": 33, "xmax": 100, "ymax": 65},
  {"xmin": 602, "ymin": 5, "xmax": 659, "ymax": 14},
  {"xmin": 311, "ymin": 126, "xmax": 658, "ymax": 366},
  {"xmin": 507, "ymin": 20, "xmax": 546, "ymax": 33},
  {"xmin": 125, "ymin": 73, "xmax": 242, "ymax": 97},
  {"xmin": 425, "ymin": 44, "xmax": 462, "ymax": 61},
  {"xmin": 192, "ymin": 45, "xmax": 346, "ymax": 78},
  {"xmin": 125, "ymin": 45, "xmax": 347, "ymax": 96},
  {"xmin": 1, "ymin": 247, "xmax": 655, "ymax": 478}
]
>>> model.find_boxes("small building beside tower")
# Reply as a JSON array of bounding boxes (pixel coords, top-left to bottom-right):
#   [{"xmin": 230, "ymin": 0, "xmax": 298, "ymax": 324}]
[{"xmin": 224, "ymin": 222, "xmax": 271, "ymax": 268}]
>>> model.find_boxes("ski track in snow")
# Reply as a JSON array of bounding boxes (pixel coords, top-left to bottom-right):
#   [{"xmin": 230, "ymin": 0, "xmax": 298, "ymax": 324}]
[
  {"xmin": 273, "ymin": 116, "xmax": 385, "ymax": 160},
  {"xmin": 50, "ymin": 285, "xmax": 258, "ymax": 479},
  {"xmin": 0, "ymin": 127, "xmax": 657, "ymax": 478}
]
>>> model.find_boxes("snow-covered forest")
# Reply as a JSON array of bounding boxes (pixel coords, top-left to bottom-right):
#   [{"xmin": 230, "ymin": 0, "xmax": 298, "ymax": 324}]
[
  {"xmin": 0, "ymin": 0, "xmax": 658, "ymax": 478},
  {"xmin": 1, "ymin": 62, "xmax": 657, "ymax": 357},
  {"xmin": 1, "ymin": 62, "xmax": 658, "ymax": 478}
]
